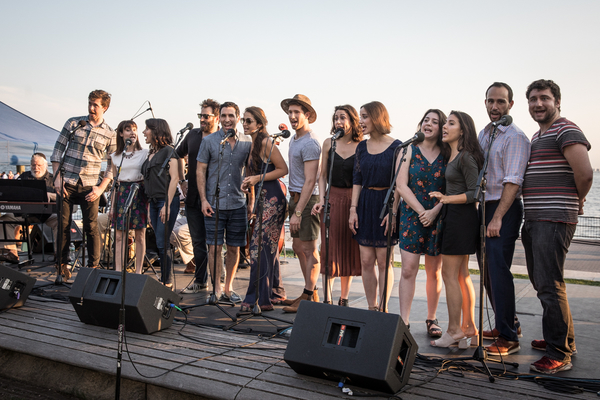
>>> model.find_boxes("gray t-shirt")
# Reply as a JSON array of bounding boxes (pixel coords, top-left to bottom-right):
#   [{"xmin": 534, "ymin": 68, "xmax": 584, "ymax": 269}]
[
  {"xmin": 445, "ymin": 151, "xmax": 479, "ymax": 203},
  {"xmin": 288, "ymin": 131, "xmax": 321, "ymax": 195},
  {"xmin": 197, "ymin": 128, "xmax": 251, "ymax": 210}
]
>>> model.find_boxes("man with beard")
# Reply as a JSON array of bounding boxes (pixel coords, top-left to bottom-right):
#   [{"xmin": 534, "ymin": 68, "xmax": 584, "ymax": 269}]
[
  {"xmin": 477, "ymin": 82, "xmax": 530, "ymax": 356},
  {"xmin": 51, "ymin": 90, "xmax": 116, "ymax": 278},
  {"xmin": 522, "ymin": 79, "xmax": 592, "ymax": 374},
  {"xmin": 179, "ymin": 99, "xmax": 221, "ymax": 294},
  {"xmin": 197, "ymin": 101, "xmax": 251, "ymax": 302}
]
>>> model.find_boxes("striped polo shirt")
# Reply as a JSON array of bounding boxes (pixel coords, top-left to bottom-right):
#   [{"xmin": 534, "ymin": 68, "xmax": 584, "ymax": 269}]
[{"xmin": 522, "ymin": 117, "xmax": 590, "ymax": 224}]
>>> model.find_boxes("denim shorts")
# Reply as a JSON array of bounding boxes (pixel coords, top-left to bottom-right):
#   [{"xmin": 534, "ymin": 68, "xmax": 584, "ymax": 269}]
[{"xmin": 204, "ymin": 206, "xmax": 247, "ymax": 247}]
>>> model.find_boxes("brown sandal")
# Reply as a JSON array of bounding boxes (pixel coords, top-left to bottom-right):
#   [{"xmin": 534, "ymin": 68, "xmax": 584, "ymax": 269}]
[{"xmin": 426, "ymin": 319, "xmax": 442, "ymax": 338}]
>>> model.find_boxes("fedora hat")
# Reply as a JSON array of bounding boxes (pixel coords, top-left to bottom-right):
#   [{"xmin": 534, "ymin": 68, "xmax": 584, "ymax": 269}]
[{"xmin": 280, "ymin": 94, "xmax": 317, "ymax": 123}]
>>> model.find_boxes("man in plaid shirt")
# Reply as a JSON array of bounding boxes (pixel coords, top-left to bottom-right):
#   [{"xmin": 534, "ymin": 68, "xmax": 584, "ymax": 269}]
[{"xmin": 51, "ymin": 90, "xmax": 116, "ymax": 277}]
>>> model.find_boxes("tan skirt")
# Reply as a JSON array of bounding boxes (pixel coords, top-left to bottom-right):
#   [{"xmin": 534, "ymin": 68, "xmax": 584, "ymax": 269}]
[{"xmin": 320, "ymin": 186, "xmax": 362, "ymax": 277}]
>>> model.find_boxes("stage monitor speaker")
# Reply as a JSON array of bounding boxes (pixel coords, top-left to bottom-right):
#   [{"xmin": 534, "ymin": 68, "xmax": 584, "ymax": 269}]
[
  {"xmin": 284, "ymin": 301, "xmax": 418, "ymax": 394},
  {"xmin": 68, "ymin": 268, "xmax": 179, "ymax": 334},
  {"xmin": 31, "ymin": 224, "xmax": 54, "ymax": 253},
  {"xmin": 0, "ymin": 265, "xmax": 37, "ymax": 310}
]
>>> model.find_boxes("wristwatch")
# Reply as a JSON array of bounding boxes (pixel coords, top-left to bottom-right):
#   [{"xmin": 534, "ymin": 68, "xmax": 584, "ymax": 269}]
[{"xmin": 295, "ymin": 210, "xmax": 302, "ymax": 218}]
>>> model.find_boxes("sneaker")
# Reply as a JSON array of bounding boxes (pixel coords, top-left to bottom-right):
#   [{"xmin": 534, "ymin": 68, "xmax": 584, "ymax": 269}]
[
  {"xmin": 530, "ymin": 356, "xmax": 572, "ymax": 374},
  {"xmin": 531, "ymin": 339, "xmax": 577, "ymax": 355},
  {"xmin": 482, "ymin": 325, "xmax": 522, "ymax": 340},
  {"xmin": 181, "ymin": 283, "xmax": 207, "ymax": 294},
  {"xmin": 485, "ymin": 337, "xmax": 520, "ymax": 356}
]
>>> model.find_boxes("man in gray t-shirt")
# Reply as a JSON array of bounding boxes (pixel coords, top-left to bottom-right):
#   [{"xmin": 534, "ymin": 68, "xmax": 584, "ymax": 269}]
[
  {"xmin": 280, "ymin": 94, "xmax": 321, "ymax": 313},
  {"xmin": 197, "ymin": 101, "xmax": 251, "ymax": 304}
]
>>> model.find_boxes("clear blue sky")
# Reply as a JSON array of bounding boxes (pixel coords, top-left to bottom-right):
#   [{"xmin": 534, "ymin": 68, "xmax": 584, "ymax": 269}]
[{"xmin": 1, "ymin": 0, "xmax": 599, "ymax": 167}]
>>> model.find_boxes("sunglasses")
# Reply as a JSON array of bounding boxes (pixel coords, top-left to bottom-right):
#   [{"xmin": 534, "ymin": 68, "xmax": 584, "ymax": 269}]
[
  {"xmin": 197, "ymin": 113, "xmax": 215, "ymax": 119},
  {"xmin": 241, "ymin": 118, "xmax": 255, "ymax": 124}
]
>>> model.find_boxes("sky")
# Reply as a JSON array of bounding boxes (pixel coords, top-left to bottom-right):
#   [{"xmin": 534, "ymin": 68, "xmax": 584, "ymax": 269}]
[{"xmin": 1, "ymin": 0, "xmax": 599, "ymax": 168}]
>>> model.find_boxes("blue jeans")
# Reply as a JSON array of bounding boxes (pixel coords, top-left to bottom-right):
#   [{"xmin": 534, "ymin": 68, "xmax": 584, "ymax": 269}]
[
  {"xmin": 149, "ymin": 196, "xmax": 180, "ymax": 285},
  {"xmin": 521, "ymin": 220, "xmax": 576, "ymax": 363},
  {"xmin": 185, "ymin": 200, "xmax": 208, "ymax": 285},
  {"xmin": 479, "ymin": 199, "xmax": 522, "ymax": 342}
]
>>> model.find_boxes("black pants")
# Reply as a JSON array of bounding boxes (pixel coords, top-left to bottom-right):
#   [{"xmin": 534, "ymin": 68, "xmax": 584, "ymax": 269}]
[{"xmin": 59, "ymin": 182, "xmax": 101, "ymax": 267}]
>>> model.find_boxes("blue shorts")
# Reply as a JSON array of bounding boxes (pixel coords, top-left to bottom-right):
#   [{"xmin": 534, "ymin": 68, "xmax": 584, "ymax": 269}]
[{"xmin": 204, "ymin": 206, "xmax": 247, "ymax": 247}]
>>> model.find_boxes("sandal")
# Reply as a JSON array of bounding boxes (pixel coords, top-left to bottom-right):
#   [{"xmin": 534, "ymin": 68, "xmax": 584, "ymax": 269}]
[{"xmin": 426, "ymin": 319, "xmax": 443, "ymax": 338}]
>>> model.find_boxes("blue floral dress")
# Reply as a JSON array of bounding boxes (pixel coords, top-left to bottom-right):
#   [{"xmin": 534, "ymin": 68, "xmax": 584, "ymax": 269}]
[{"xmin": 398, "ymin": 145, "xmax": 446, "ymax": 255}]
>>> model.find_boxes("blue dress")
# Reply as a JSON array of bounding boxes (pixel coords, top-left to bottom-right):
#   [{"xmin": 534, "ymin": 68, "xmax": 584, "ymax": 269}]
[
  {"xmin": 398, "ymin": 145, "xmax": 446, "ymax": 255},
  {"xmin": 353, "ymin": 139, "xmax": 401, "ymax": 247},
  {"xmin": 243, "ymin": 162, "xmax": 287, "ymax": 308}
]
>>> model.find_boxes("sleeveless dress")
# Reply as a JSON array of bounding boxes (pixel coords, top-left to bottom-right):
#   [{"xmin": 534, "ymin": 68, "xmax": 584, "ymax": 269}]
[
  {"xmin": 243, "ymin": 162, "xmax": 288, "ymax": 308},
  {"xmin": 320, "ymin": 152, "xmax": 362, "ymax": 277},
  {"xmin": 398, "ymin": 145, "xmax": 446, "ymax": 255},
  {"xmin": 352, "ymin": 139, "xmax": 401, "ymax": 247}
]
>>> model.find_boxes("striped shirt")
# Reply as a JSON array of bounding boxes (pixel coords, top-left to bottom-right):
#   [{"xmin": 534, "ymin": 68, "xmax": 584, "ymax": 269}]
[
  {"xmin": 51, "ymin": 117, "xmax": 116, "ymax": 187},
  {"xmin": 478, "ymin": 121, "xmax": 530, "ymax": 201},
  {"xmin": 522, "ymin": 117, "xmax": 590, "ymax": 224}
]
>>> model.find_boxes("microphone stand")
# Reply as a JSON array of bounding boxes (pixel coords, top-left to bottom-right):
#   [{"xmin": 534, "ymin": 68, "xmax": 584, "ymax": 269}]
[
  {"xmin": 322, "ymin": 136, "xmax": 338, "ymax": 304},
  {"xmin": 40, "ymin": 121, "xmax": 84, "ymax": 288},
  {"xmin": 451, "ymin": 124, "xmax": 518, "ymax": 382},
  {"xmin": 378, "ymin": 145, "xmax": 406, "ymax": 313},
  {"xmin": 115, "ymin": 185, "xmax": 136, "ymax": 399},
  {"xmin": 182, "ymin": 134, "xmax": 237, "ymax": 323},
  {"xmin": 157, "ymin": 131, "xmax": 187, "ymax": 292},
  {"xmin": 226, "ymin": 138, "xmax": 292, "ymax": 330},
  {"xmin": 102, "ymin": 149, "xmax": 126, "ymax": 270}
]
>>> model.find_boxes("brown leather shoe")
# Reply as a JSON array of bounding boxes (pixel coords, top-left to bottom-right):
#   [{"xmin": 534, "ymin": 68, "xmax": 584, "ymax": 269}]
[
  {"xmin": 281, "ymin": 295, "xmax": 301, "ymax": 306},
  {"xmin": 184, "ymin": 259, "xmax": 196, "ymax": 274},
  {"xmin": 282, "ymin": 293, "xmax": 311, "ymax": 313},
  {"xmin": 482, "ymin": 325, "xmax": 522, "ymax": 340},
  {"xmin": 58, "ymin": 264, "xmax": 72, "ymax": 281},
  {"xmin": 485, "ymin": 337, "xmax": 520, "ymax": 356}
]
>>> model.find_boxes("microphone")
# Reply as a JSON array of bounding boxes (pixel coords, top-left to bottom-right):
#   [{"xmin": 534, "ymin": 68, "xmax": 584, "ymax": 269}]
[
  {"xmin": 331, "ymin": 128, "xmax": 345, "ymax": 141},
  {"xmin": 220, "ymin": 128, "xmax": 236, "ymax": 145},
  {"xmin": 69, "ymin": 120, "xmax": 86, "ymax": 134},
  {"xmin": 125, "ymin": 138, "xmax": 132, "ymax": 147},
  {"xmin": 271, "ymin": 129, "xmax": 291, "ymax": 140},
  {"xmin": 148, "ymin": 101, "xmax": 155, "ymax": 118},
  {"xmin": 492, "ymin": 115, "xmax": 513, "ymax": 127},
  {"xmin": 123, "ymin": 183, "xmax": 140, "ymax": 214},
  {"xmin": 398, "ymin": 131, "xmax": 426, "ymax": 149},
  {"xmin": 176, "ymin": 122, "xmax": 193, "ymax": 136}
]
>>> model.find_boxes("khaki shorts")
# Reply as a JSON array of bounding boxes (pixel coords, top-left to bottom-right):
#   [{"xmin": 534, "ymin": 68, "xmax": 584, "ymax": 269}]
[{"xmin": 288, "ymin": 194, "xmax": 320, "ymax": 241}]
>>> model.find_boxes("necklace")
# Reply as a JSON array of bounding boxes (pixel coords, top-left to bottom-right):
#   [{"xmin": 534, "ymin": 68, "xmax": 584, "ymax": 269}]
[{"xmin": 123, "ymin": 150, "xmax": 135, "ymax": 160}]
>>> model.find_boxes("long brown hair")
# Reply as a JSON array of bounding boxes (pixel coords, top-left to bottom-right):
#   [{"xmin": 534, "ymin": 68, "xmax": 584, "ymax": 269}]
[
  {"xmin": 115, "ymin": 120, "xmax": 142, "ymax": 154},
  {"xmin": 449, "ymin": 111, "xmax": 484, "ymax": 169},
  {"xmin": 331, "ymin": 105, "xmax": 362, "ymax": 142},
  {"xmin": 145, "ymin": 118, "xmax": 173, "ymax": 152},
  {"xmin": 244, "ymin": 107, "xmax": 270, "ymax": 175},
  {"xmin": 417, "ymin": 109, "xmax": 449, "ymax": 160}
]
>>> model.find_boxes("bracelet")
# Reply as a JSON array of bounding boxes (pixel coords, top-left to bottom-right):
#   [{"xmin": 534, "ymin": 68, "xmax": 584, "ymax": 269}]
[{"xmin": 179, "ymin": 180, "xmax": 187, "ymax": 184}]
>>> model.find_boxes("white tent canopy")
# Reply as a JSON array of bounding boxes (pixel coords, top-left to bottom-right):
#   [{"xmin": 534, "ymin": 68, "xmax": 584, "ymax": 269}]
[{"xmin": 0, "ymin": 100, "xmax": 58, "ymax": 167}]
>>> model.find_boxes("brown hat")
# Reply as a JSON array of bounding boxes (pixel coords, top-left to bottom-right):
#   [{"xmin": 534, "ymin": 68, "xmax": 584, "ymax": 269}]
[{"xmin": 280, "ymin": 94, "xmax": 317, "ymax": 123}]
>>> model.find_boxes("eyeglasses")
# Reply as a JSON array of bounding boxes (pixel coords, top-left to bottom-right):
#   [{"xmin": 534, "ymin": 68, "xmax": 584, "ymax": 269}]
[
  {"xmin": 241, "ymin": 118, "xmax": 255, "ymax": 125},
  {"xmin": 197, "ymin": 113, "xmax": 215, "ymax": 119}
]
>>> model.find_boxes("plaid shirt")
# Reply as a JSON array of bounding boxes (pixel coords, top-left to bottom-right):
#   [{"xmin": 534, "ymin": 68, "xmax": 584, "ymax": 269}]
[
  {"xmin": 50, "ymin": 116, "xmax": 116, "ymax": 186},
  {"xmin": 478, "ymin": 121, "xmax": 531, "ymax": 201}
]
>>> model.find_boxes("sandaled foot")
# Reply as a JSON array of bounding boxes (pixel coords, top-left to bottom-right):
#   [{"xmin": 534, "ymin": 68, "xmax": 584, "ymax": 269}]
[
  {"xmin": 430, "ymin": 331, "xmax": 467, "ymax": 348},
  {"xmin": 426, "ymin": 319, "xmax": 442, "ymax": 338}
]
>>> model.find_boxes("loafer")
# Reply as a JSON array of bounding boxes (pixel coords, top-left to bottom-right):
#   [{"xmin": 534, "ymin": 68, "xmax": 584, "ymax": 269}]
[
  {"xmin": 485, "ymin": 337, "xmax": 520, "ymax": 356},
  {"xmin": 482, "ymin": 325, "xmax": 522, "ymax": 340},
  {"xmin": 530, "ymin": 356, "xmax": 572, "ymax": 374},
  {"xmin": 184, "ymin": 259, "xmax": 196, "ymax": 274}
]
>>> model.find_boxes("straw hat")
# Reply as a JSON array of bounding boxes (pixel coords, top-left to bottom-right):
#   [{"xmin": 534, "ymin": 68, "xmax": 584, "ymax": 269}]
[{"xmin": 280, "ymin": 94, "xmax": 317, "ymax": 123}]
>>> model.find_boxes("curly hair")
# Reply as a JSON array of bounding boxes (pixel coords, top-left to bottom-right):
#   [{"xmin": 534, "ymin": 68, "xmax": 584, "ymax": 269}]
[
  {"xmin": 417, "ymin": 109, "xmax": 449, "ymax": 160},
  {"xmin": 145, "ymin": 118, "xmax": 173, "ymax": 152}
]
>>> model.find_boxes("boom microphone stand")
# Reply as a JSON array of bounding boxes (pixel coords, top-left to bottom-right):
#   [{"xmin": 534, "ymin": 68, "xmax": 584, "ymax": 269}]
[
  {"xmin": 182, "ymin": 130, "xmax": 237, "ymax": 323},
  {"xmin": 226, "ymin": 136, "xmax": 292, "ymax": 330},
  {"xmin": 451, "ymin": 119, "xmax": 518, "ymax": 382},
  {"xmin": 321, "ymin": 134, "xmax": 339, "ymax": 304},
  {"xmin": 115, "ymin": 183, "xmax": 138, "ymax": 399}
]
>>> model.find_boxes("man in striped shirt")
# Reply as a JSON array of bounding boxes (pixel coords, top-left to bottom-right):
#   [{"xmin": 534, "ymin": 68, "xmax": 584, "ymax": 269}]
[
  {"xmin": 522, "ymin": 79, "xmax": 592, "ymax": 374},
  {"xmin": 51, "ymin": 90, "xmax": 116, "ymax": 277},
  {"xmin": 478, "ymin": 82, "xmax": 530, "ymax": 357}
]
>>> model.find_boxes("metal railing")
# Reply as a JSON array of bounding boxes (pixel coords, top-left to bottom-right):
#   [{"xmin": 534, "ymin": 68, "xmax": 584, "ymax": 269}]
[{"xmin": 575, "ymin": 216, "xmax": 600, "ymax": 239}]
